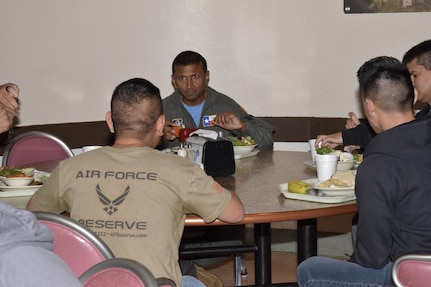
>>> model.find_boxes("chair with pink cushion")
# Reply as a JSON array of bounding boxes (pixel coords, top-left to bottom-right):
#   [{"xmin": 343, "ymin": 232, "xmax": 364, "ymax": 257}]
[
  {"xmin": 2, "ymin": 131, "xmax": 74, "ymax": 167},
  {"xmin": 392, "ymin": 254, "xmax": 431, "ymax": 287},
  {"xmin": 34, "ymin": 211, "xmax": 115, "ymax": 277},
  {"xmin": 79, "ymin": 258, "xmax": 160, "ymax": 287}
]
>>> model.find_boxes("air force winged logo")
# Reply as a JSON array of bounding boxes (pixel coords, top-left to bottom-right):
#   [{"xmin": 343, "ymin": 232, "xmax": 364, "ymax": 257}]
[{"xmin": 96, "ymin": 184, "xmax": 130, "ymax": 215}]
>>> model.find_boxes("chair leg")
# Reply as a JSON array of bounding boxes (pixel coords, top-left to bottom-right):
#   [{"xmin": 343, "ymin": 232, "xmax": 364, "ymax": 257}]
[
  {"xmin": 234, "ymin": 254, "xmax": 247, "ymax": 286},
  {"xmin": 240, "ymin": 256, "xmax": 247, "ymax": 276},
  {"xmin": 234, "ymin": 254, "xmax": 242, "ymax": 286}
]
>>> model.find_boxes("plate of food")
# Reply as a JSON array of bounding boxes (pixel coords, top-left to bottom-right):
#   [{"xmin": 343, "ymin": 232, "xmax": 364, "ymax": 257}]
[
  {"xmin": 228, "ymin": 136, "xmax": 260, "ymax": 158},
  {"xmin": 312, "ymin": 171, "xmax": 356, "ymax": 193},
  {"xmin": 278, "ymin": 178, "xmax": 356, "ymax": 203},
  {"xmin": 0, "ymin": 167, "xmax": 50, "ymax": 197}
]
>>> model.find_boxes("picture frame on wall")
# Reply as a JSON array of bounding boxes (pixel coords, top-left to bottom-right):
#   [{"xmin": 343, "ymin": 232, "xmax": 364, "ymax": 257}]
[{"xmin": 344, "ymin": 0, "xmax": 431, "ymax": 13}]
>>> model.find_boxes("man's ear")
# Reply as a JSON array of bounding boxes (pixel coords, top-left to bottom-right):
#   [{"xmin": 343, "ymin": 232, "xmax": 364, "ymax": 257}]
[
  {"xmin": 156, "ymin": 114, "xmax": 166, "ymax": 137},
  {"xmin": 205, "ymin": 70, "xmax": 210, "ymax": 86},
  {"xmin": 171, "ymin": 75, "xmax": 177, "ymax": 90},
  {"xmin": 106, "ymin": 111, "xmax": 115, "ymax": 133},
  {"xmin": 365, "ymin": 98, "xmax": 375, "ymax": 114}
]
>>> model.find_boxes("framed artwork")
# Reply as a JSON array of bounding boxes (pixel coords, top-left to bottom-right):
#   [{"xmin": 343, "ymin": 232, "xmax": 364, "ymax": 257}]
[{"xmin": 344, "ymin": 0, "xmax": 431, "ymax": 13}]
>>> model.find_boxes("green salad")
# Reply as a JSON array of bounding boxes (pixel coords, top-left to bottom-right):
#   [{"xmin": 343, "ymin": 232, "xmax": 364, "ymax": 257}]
[
  {"xmin": 228, "ymin": 136, "xmax": 256, "ymax": 146},
  {"xmin": 315, "ymin": 146, "xmax": 335, "ymax": 155}
]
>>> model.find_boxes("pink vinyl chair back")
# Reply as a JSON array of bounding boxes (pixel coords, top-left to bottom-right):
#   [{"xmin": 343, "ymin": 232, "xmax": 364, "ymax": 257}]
[
  {"xmin": 392, "ymin": 254, "xmax": 431, "ymax": 287},
  {"xmin": 34, "ymin": 211, "xmax": 115, "ymax": 277},
  {"xmin": 2, "ymin": 131, "xmax": 74, "ymax": 167},
  {"xmin": 79, "ymin": 258, "xmax": 159, "ymax": 287}
]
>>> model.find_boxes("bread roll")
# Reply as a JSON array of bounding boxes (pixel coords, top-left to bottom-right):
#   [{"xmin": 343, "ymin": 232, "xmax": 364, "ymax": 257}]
[{"xmin": 330, "ymin": 171, "xmax": 355, "ymax": 187}]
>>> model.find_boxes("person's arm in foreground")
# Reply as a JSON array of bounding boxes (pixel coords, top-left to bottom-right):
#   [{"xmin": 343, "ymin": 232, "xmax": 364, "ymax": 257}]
[
  {"xmin": 26, "ymin": 167, "xmax": 66, "ymax": 213},
  {"xmin": 26, "ymin": 200, "xmax": 39, "ymax": 211},
  {"xmin": 217, "ymin": 190, "xmax": 244, "ymax": 223}
]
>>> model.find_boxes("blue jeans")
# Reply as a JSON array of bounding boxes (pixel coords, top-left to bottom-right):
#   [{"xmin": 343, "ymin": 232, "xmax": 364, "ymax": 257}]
[
  {"xmin": 182, "ymin": 275, "xmax": 206, "ymax": 287},
  {"xmin": 296, "ymin": 256, "xmax": 393, "ymax": 287}
]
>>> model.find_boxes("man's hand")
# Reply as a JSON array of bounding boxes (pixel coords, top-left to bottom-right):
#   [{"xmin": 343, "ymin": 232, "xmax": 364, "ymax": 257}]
[
  {"xmin": 163, "ymin": 120, "xmax": 177, "ymax": 141},
  {"xmin": 0, "ymin": 83, "xmax": 20, "ymax": 134},
  {"xmin": 316, "ymin": 132, "xmax": 343, "ymax": 149},
  {"xmin": 345, "ymin": 112, "xmax": 360, "ymax": 129},
  {"xmin": 214, "ymin": 112, "xmax": 245, "ymax": 133},
  {"xmin": 0, "ymin": 83, "xmax": 20, "ymax": 117}
]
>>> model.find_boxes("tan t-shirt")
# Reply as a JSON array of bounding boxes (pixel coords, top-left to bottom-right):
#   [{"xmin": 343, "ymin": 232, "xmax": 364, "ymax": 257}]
[{"xmin": 30, "ymin": 146, "xmax": 232, "ymax": 286}]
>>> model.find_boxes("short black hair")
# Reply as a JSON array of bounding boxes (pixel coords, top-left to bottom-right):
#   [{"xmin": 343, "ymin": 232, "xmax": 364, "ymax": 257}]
[
  {"xmin": 172, "ymin": 51, "xmax": 207, "ymax": 74},
  {"xmin": 402, "ymin": 39, "xmax": 431, "ymax": 70},
  {"xmin": 357, "ymin": 56, "xmax": 414, "ymax": 112},
  {"xmin": 111, "ymin": 78, "xmax": 162, "ymax": 138}
]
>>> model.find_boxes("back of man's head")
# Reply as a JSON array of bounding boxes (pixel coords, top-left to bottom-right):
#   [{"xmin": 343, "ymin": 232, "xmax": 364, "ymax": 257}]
[
  {"xmin": 111, "ymin": 78, "xmax": 162, "ymax": 138},
  {"xmin": 402, "ymin": 39, "xmax": 431, "ymax": 70},
  {"xmin": 357, "ymin": 56, "xmax": 414, "ymax": 113},
  {"xmin": 172, "ymin": 50, "xmax": 207, "ymax": 74}
]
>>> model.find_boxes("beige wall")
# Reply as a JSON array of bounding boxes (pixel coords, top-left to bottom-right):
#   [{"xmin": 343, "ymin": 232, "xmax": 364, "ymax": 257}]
[{"xmin": 1, "ymin": 1, "xmax": 429, "ymax": 126}]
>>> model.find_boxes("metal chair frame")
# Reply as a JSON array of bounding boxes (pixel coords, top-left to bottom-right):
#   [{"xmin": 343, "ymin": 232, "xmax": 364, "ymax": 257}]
[
  {"xmin": 2, "ymin": 131, "xmax": 74, "ymax": 167},
  {"xmin": 34, "ymin": 211, "xmax": 114, "ymax": 277},
  {"xmin": 392, "ymin": 254, "xmax": 431, "ymax": 287},
  {"xmin": 79, "ymin": 258, "xmax": 159, "ymax": 287}
]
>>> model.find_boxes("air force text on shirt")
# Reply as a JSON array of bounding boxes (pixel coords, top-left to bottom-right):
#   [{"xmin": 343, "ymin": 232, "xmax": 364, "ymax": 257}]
[{"xmin": 75, "ymin": 170, "xmax": 158, "ymax": 180}]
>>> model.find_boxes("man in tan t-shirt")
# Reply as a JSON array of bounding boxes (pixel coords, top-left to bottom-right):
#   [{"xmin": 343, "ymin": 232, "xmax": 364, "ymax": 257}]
[{"xmin": 26, "ymin": 78, "xmax": 244, "ymax": 287}]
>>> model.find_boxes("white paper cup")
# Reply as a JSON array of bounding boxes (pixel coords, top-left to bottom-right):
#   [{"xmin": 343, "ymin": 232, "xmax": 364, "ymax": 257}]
[
  {"xmin": 315, "ymin": 154, "xmax": 338, "ymax": 182},
  {"xmin": 308, "ymin": 139, "xmax": 317, "ymax": 166}
]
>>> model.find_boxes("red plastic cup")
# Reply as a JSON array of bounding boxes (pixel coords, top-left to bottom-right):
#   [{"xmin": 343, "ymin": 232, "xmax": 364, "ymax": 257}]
[{"xmin": 179, "ymin": 128, "xmax": 197, "ymax": 143}]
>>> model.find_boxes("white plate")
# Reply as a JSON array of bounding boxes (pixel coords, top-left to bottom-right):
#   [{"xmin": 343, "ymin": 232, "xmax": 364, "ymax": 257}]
[
  {"xmin": 312, "ymin": 181, "xmax": 355, "ymax": 192},
  {"xmin": 233, "ymin": 144, "xmax": 258, "ymax": 155},
  {"xmin": 234, "ymin": 149, "xmax": 260, "ymax": 159},
  {"xmin": 0, "ymin": 185, "xmax": 41, "ymax": 197},
  {"xmin": 278, "ymin": 179, "xmax": 356, "ymax": 204}
]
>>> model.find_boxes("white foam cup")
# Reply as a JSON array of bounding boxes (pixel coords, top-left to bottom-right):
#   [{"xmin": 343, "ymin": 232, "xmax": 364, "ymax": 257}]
[
  {"xmin": 315, "ymin": 154, "xmax": 338, "ymax": 182},
  {"xmin": 308, "ymin": 139, "xmax": 317, "ymax": 166}
]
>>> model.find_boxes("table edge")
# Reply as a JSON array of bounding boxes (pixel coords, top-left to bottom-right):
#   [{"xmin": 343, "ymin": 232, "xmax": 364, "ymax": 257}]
[{"xmin": 185, "ymin": 203, "xmax": 357, "ymax": 226}]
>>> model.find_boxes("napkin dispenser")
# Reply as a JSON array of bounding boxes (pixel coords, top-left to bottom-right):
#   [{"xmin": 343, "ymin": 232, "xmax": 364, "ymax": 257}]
[{"xmin": 184, "ymin": 136, "xmax": 235, "ymax": 177}]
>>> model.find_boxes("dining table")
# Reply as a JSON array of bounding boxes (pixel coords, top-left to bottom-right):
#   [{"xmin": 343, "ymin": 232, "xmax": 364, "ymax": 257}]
[
  {"xmin": 0, "ymin": 150, "xmax": 357, "ymax": 286},
  {"xmin": 185, "ymin": 150, "xmax": 357, "ymax": 285}
]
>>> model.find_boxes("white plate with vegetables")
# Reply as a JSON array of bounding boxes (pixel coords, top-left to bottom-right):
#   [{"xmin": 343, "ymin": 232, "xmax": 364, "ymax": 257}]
[
  {"xmin": 228, "ymin": 136, "xmax": 259, "ymax": 156},
  {"xmin": 0, "ymin": 167, "xmax": 50, "ymax": 197}
]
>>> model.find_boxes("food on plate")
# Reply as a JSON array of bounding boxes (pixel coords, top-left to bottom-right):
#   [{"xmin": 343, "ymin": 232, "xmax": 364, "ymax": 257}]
[
  {"xmin": 317, "ymin": 180, "xmax": 331, "ymax": 188},
  {"xmin": 288, "ymin": 180, "xmax": 312, "ymax": 194},
  {"xmin": 338, "ymin": 152, "xmax": 354, "ymax": 162},
  {"xmin": 330, "ymin": 171, "xmax": 356, "ymax": 187},
  {"xmin": 228, "ymin": 136, "xmax": 256, "ymax": 146},
  {"xmin": 0, "ymin": 167, "xmax": 33, "ymax": 178},
  {"xmin": 33, "ymin": 174, "xmax": 49, "ymax": 185},
  {"xmin": 317, "ymin": 171, "xmax": 356, "ymax": 188},
  {"xmin": 316, "ymin": 148, "xmax": 355, "ymax": 167},
  {"xmin": 327, "ymin": 150, "xmax": 354, "ymax": 162},
  {"xmin": 352, "ymin": 150, "xmax": 363, "ymax": 162}
]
